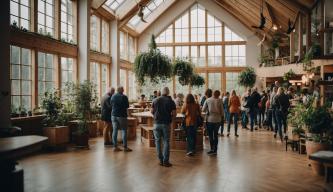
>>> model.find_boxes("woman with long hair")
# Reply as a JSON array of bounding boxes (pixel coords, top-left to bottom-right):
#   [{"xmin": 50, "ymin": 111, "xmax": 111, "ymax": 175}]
[
  {"xmin": 181, "ymin": 94, "xmax": 201, "ymax": 156},
  {"xmin": 227, "ymin": 90, "xmax": 241, "ymax": 137}
]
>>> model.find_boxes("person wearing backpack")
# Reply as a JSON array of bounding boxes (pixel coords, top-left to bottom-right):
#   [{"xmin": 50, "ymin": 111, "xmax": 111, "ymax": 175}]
[{"xmin": 181, "ymin": 94, "xmax": 201, "ymax": 156}]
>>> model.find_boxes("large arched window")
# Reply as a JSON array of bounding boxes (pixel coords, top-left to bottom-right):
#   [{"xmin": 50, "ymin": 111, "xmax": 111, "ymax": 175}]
[{"xmin": 154, "ymin": 3, "xmax": 246, "ymax": 95}]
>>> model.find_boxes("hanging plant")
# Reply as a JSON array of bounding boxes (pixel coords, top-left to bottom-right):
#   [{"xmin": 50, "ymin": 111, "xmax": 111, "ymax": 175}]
[
  {"xmin": 190, "ymin": 73, "xmax": 205, "ymax": 87},
  {"xmin": 133, "ymin": 35, "xmax": 172, "ymax": 86},
  {"xmin": 238, "ymin": 67, "xmax": 257, "ymax": 88},
  {"xmin": 172, "ymin": 58, "xmax": 194, "ymax": 86},
  {"xmin": 283, "ymin": 69, "xmax": 296, "ymax": 81}
]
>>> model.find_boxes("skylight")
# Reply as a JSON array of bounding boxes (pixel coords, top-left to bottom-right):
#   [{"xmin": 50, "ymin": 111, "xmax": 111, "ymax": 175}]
[
  {"xmin": 128, "ymin": 0, "xmax": 165, "ymax": 27},
  {"xmin": 105, "ymin": 0, "xmax": 126, "ymax": 11}
]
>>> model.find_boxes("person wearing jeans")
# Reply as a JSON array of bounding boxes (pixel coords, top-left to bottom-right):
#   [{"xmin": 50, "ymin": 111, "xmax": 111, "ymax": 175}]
[
  {"xmin": 227, "ymin": 90, "xmax": 241, "ymax": 137},
  {"xmin": 203, "ymin": 89, "xmax": 224, "ymax": 155},
  {"xmin": 151, "ymin": 87, "xmax": 176, "ymax": 167},
  {"xmin": 100, "ymin": 87, "xmax": 115, "ymax": 146},
  {"xmin": 181, "ymin": 94, "xmax": 201, "ymax": 156},
  {"xmin": 110, "ymin": 86, "xmax": 132, "ymax": 152}
]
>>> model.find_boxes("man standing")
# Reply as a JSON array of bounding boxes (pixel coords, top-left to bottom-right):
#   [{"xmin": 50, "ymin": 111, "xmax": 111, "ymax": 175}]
[
  {"xmin": 101, "ymin": 87, "xmax": 115, "ymax": 146},
  {"xmin": 248, "ymin": 87, "xmax": 261, "ymax": 131},
  {"xmin": 151, "ymin": 87, "xmax": 176, "ymax": 167},
  {"xmin": 111, "ymin": 86, "xmax": 132, "ymax": 152}
]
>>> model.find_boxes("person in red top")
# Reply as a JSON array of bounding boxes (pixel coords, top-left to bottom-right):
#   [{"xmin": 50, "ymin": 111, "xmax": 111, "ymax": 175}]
[{"xmin": 227, "ymin": 90, "xmax": 241, "ymax": 137}]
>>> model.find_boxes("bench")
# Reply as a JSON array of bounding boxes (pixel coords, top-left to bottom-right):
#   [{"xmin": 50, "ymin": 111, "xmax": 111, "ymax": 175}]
[
  {"xmin": 309, "ymin": 151, "xmax": 333, "ymax": 182},
  {"xmin": 127, "ymin": 117, "xmax": 137, "ymax": 140}
]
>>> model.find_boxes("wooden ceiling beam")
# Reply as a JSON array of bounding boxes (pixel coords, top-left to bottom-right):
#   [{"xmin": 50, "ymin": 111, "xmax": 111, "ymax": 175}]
[
  {"xmin": 279, "ymin": 0, "xmax": 310, "ymax": 14},
  {"xmin": 118, "ymin": 0, "xmax": 150, "ymax": 28},
  {"xmin": 214, "ymin": 0, "xmax": 272, "ymax": 41}
]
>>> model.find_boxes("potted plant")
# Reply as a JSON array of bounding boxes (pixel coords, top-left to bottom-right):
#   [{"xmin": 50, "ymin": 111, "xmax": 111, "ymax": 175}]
[
  {"xmin": 10, "ymin": 105, "xmax": 19, "ymax": 118},
  {"xmin": 287, "ymin": 104, "xmax": 306, "ymax": 140},
  {"xmin": 172, "ymin": 59, "xmax": 194, "ymax": 86},
  {"xmin": 41, "ymin": 91, "xmax": 70, "ymax": 146},
  {"xmin": 18, "ymin": 106, "xmax": 27, "ymax": 117},
  {"xmin": 72, "ymin": 80, "xmax": 98, "ymax": 146},
  {"xmin": 299, "ymin": 103, "xmax": 333, "ymax": 175},
  {"xmin": 238, "ymin": 67, "xmax": 257, "ymax": 89},
  {"xmin": 190, "ymin": 73, "xmax": 205, "ymax": 88},
  {"xmin": 133, "ymin": 35, "xmax": 172, "ymax": 86}
]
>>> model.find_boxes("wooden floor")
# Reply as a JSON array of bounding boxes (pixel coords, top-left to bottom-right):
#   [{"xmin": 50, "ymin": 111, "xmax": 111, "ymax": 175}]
[{"xmin": 20, "ymin": 127, "xmax": 328, "ymax": 192}]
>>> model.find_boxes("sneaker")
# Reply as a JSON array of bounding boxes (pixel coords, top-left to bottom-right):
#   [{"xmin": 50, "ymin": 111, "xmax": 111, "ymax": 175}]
[
  {"xmin": 274, "ymin": 133, "xmax": 277, "ymax": 138},
  {"xmin": 227, "ymin": 133, "xmax": 230, "ymax": 137},
  {"xmin": 207, "ymin": 150, "xmax": 215, "ymax": 155},
  {"xmin": 104, "ymin": 142, "xmax": 113, "ymax": 146},
  {"xmin": 163, "ymin": 162, "xmax": 173, "ymax": 167},
  {"xmin": 113, "ymin": 147, "xmax": 122, "ymax": 152},
  {"xmin": 186, "ymin": 151, "xmax": 194, "ymax": 156},
  {"xmin": 123, "ymin": 147, "xmax": 132, "ymax": 152},
  {"xmin": 159, "ymin": 161, "xmax": 164, "ymax": 166},
  {"xmin": 221, "ymin": 134, "xmax": 224, "ymax": 137},
  {"xmin": 235, "ymin": 134, "xmax": 239, "ymax": 137},
  {"xmin": 210, "ymin": 151, "xmax": 217, "ymax": 155}
]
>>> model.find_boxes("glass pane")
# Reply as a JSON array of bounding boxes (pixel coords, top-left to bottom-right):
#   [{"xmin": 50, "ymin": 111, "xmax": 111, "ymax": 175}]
[
  {"xmin": 38, "ymin": 68, "xmax": 44, "ymax": 81},
  {"xmin": 20, "ymin": 5, "xmax": 29, "ymax": 19},
  {"xmin": 11, "ymin": 65, "xmax": 20, "ymax": 79},
  {"xmin": 22, "ymin": 80, "xmax": 31, "ymax": 95},
  {"xmin": 46, "ymin": 54, "xmax": 53, "ymax": 68},
  {"xmin": 11, "ymin": 46, "xmax": 20, "ymax": 64},
  {"xmin": 45, "ymin": 82, "xmax": 54, "ymax": 92},
  {"xmin": 22, "ymin": 66, "xmax": 31, "ymax": 80},
  {"xmin": 10, "ymin": 1, "xmax": 19, "ymax": 16},
  {"xmin": 22, "ymin": 96, "xmax": 31, "ymax": 110},
  {"xmin": 38, "ymin": 81, "xmax": 44, "ymax": 95},
  {"xmin": 21, "ymin": 18, "xmax": 29, "ymax": 30},
  {"xmin": 12, "ymin": 80, "xmax": 20, "ymax": 95},
  {"xmin": 21, "ymin": 48, "xmax": 30, "ymax": 65},
  {"xmin": 45, "ymin": 69, "xmax": 53, "ymax": 81},
  {"xmin": 38, "ymin": 53, "xmax": 45, "ymax": 67},
  {"xmin": 38, "ymin": 1, "xmax": 45, "ymax": 14},
  {"xmin": 12, "ymin": 96, "xmax": 21, "ymax": 109}
]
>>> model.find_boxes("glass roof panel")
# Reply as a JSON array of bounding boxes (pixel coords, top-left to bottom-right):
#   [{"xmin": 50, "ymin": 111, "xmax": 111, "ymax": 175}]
[
  {"xmin": 105, "ymin": 0, "xmax": 126, "ymax": 11},
  {"xmin": 128, "ymin": 0, "xmax": 167, "ymax": 27}
]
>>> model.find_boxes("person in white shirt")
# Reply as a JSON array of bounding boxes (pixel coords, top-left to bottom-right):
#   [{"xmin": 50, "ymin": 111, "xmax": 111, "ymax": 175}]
[{"xmin": 202, "ymin": 89, "xmax": 224, "ymax": 155}]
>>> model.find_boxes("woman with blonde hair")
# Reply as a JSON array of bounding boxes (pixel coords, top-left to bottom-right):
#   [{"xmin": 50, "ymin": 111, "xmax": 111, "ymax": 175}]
[
  {"xmin": 181, "ymin": 94, "xmax": 201, "ymax": 156},
  {"xmin": 227, "ymin": 90, "xmax": 241, "ymax": 137},
  {"xmin": 202, "ymin": 90, "xmax": 224, "ymax": 155}
]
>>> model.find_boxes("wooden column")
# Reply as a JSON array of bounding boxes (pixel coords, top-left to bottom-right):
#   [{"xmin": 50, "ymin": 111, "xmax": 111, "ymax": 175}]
[
  {"xmin": 290, "ymin": 32, "xmax": 295, "ymax": 63},
  {"xmin": 0, "ymin": 0, "xmax": 11, "ymax": 128},
  {"xmin": 78, "ymin": 0, "xmax": 91, "ymax": 83},
  {"xmin": 110, "ymin": 19, "xmax": 120, "ymax": 87},
  {"xmin": 298, "ymin": 14, "xmax": 303, "ymax": 59},
  {"xmin": 306, "ymin": 13, "xmax": 311, "ymax": 51}
]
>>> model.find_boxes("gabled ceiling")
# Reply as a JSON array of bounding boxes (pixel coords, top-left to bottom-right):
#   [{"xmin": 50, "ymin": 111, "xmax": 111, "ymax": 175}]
[{"xmin": 91, "ymin": 0, "xmax": 317, "ymax": 41}]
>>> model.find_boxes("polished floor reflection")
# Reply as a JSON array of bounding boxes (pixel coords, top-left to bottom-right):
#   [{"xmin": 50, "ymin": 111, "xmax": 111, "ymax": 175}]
[{"xmin": 20, "ymin": 128, "xmax": 326, "ymax": 192}]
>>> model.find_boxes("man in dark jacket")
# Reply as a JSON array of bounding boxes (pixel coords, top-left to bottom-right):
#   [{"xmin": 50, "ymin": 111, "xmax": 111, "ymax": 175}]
[
  {"xmin": 111, "ymin": 86, "xmax": 132, "ymax": 152},
  {"xmin": 101, "ymin": 87, "xmax": 115, "ymax": 146},
  {"xmin": 248, "ymin": 87, "xmax": 261, "ymax": 131},
  {"xmin": 151, "ymin": 87, "xmax": 176, "ymax": 167},
  {"xmin": 274, "ymin": 87, "xmax": 290, "ymax": 141}
]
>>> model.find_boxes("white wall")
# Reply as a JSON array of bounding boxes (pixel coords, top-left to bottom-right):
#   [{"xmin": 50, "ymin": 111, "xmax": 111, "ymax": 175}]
[{"xmin": 137, "ymin": 0, "xmax": 261, "ymax": 68}]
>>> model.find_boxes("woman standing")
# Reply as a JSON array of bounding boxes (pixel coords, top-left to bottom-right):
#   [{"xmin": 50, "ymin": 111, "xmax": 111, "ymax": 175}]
[
  {"xmin": 202, "ymin": 90, "xmax": 224, "ymax": 155},
  {"xmin": 274, "ymin": 87, "xmax": 290, "ymax": 141},
  {"xmin": 227, "ymin": 90, "xmax": 241, "ymax": 137},
  {"xmin": 181, "ymin": 94, "xmax": 201, "ymax": 156}
]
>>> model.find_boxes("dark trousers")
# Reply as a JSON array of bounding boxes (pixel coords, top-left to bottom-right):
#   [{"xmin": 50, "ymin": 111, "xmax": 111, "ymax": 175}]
[
  {"xmin": 275, "ymin": 110, "xmax": 287, "ymax": 140},
  {"xmin": 267, "ymin": 109, "xmax": 274, "ymax": 130},
  {"xmin": 206, "ymin": 122, "xmax": 219, "ymax": 152},
  {"xmin": 185, "ymin": 126, "xmax": 197, "ymax": 153},
  {"xmin": 258, "ymin": 110, "xmax": 265, "ymax": 128},
  {"xmin": 272, "ymin": 109, "xmax": 278, "ymax": 133},
  {"xmin": 219, "ymin": 117, "xmax": 224, "ymax": 134},
  {"xmin": 241, "ymin": 110, "xmax": 248, "ymax": 128},
  {"xmin": 250, "ymin": 110, "xmax": 256, "ymax": 131},
  {"xmin": 227, "ymin": 112, "xmax": 239, "ymax": 134}
]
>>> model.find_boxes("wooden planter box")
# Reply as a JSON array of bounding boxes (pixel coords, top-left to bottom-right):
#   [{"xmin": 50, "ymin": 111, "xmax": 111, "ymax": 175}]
[
  {"xmin": 43, "ymin": 126, "xmax": 69, "ymax": 146},
  {"xmin": 127, "ymin": 117, "xmax": 137, "ymax": 140},
  {"xmin": 88, "ymin": 121, "xmax": 97, "ymax": 138}
]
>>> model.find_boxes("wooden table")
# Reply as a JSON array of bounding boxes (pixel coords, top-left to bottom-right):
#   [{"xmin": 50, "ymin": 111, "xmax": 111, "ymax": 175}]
[
  {"xmin": 131, "ymin": 111, "xmax": 203, "ymax": 151},
  {"xmin": 309, "ymin": 151, "xmax": 333, "ymax": 182},
  {"xmin": 0, "ymin": 135, "xmax": 48, "ymax": 192}
]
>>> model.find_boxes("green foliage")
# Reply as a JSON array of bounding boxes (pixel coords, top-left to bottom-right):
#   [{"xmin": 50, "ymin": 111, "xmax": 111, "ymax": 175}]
[
  {"xmin": 133, "ymin": 35, "xmax": 172, "ymax": 86},
  {"xmin": 283, "ymin": 69, "xmax": 296, "ymax": 81},
  {"xmin": 238, "ymin": 67, "xmax": 257, "ymax": 88},
  {"xmin": 172, "ymin": 59, "xmax": 194, "ymax": 86},
  {"xmin": 302, "ymin": 44, "xmax": 321, "ymax": 72},
  {"xmin": 190, "ymin": 73, "xmax": 205, "ymax": 87},
  {"xmin": 271, "ymin": 33, "xmax": 282, "ymax": 49},
  {"xmin": 41, "ymin": 91, "xmax": 63, "ymax": 127},
  {"xmin": 66, "ymin": 81, "xmax": 98, "ymax": 134},
  {"xmin": 258, "ymin": 52, "xmax": 270, "ymax": 66}
]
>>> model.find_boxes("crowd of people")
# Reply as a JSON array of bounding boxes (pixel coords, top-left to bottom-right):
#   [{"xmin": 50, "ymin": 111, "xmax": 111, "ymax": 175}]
[{"xmin": 100, "ymin": 81, "xmax": 315, "ymax": 167}]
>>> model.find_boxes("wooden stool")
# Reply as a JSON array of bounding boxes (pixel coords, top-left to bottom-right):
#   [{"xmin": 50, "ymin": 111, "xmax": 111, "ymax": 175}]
[
  {"xmin": 127, "ymin": 117, "xmax": 137, "ymax": 140},
  {"xmin": 140, "ymin": 125, "xmax": 155, "ymax": 147}
]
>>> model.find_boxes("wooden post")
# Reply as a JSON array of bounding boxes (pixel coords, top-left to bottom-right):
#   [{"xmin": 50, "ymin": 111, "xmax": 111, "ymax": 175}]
[
  {"xmin": 290, "ymin": 32, "xmax": 295, "ymax": 63},
  {"xmin": 0, "ymin": 0, "xmax": 11, "ymax": 128}
]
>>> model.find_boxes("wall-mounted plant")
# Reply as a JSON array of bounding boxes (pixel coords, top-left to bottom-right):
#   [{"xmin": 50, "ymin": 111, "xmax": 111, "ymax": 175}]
[
  {"xmin": 238, "ymin": 67, "xmax": 257, "ymax": 88},
  {"xmin": 172, "ymin": 58, "xmax": 194, "ymax": 86},
  {"xmin": 134, "ymin": 35, "xmax": 172, "ymax": 86}
]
